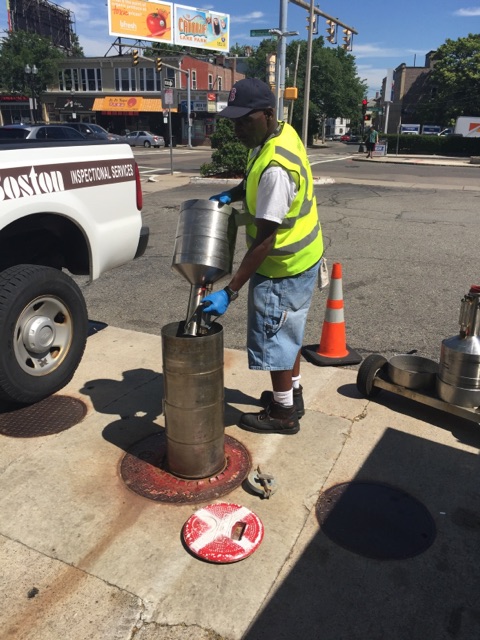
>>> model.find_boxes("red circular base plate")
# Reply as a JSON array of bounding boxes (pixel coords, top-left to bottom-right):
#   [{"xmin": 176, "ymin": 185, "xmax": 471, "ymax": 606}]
[
  {"xmin": 120, "ymin": 432, "xmax": 251, "ymax": 504},
  {"xmin": 183, "ymin": 502, "xmax": 264, "ymax": 563}
]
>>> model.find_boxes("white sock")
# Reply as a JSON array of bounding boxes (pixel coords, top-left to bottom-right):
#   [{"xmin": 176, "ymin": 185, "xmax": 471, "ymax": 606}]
[
  {"xmin": 273, "ymin": 389, "xmax": 293, "ymax": 407},
  {"xmin": 292, "ymin": 375, "xmax": 301, "ymax": 390}
]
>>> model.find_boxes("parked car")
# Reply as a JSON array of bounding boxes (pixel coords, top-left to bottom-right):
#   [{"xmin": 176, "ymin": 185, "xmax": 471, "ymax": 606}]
[
  {"xmin": 64, "ymin": 122, "xmax": 122, "ymax": 141},
  {"xmin": 0, "ymin": 124, "xmax": 86, "ymax": 140},
  {"xmin": 124, "ymin": 130, "xmax": 165, "ymax": 148}
]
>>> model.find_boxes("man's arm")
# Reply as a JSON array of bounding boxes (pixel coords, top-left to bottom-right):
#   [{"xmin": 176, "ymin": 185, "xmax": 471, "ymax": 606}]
[{"xmin": 228, "ymin": 219, "xmax": 278, "ymax": 293}]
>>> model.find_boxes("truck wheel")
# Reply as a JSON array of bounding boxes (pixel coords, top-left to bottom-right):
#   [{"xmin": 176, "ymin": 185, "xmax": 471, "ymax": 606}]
[
  {"xmin": 0, "ymin": 265, "xmax": 88, "ymax": 405},
  {"xmin": 356, "ymin": 354, "xmax": 388, "ymax": 398}
]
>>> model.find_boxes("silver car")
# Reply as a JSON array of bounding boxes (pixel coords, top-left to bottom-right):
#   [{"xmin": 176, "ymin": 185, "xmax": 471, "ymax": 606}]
[
  {"xmin": 124, "ymin": 130, "xmax": 165, "ymax": 148},
  {"xmin": 65, "ymin": 122, "xmax": 122, "ymax": 141},
  {"xmin": 0, "ymin": 124, "xmax": 86, "ymax": 140}
]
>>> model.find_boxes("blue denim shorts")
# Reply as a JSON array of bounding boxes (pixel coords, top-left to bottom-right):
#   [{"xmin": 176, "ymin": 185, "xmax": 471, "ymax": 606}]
[{"xmin": 247, "ymin": 259, "xmax": 321, "ymax": 371}]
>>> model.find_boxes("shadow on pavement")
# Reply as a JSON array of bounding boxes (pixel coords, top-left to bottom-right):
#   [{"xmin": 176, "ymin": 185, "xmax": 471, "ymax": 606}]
[{"xmin": 244, "ymin": 427, "xmax": 480, "ymax": 640}]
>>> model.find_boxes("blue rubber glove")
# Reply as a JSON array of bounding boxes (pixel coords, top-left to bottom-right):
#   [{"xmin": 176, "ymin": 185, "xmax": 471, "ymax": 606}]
[
  {"xmin": 209, "ymin": 191, "xmax": 232, "ymax": 205},
  {"xmin": 202, "ymin": 290, "xmax": 230, "ymax": 316}
]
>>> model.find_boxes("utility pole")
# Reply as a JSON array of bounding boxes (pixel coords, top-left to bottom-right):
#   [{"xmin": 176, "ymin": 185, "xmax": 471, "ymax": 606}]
[
  {"xmin": 155, "ymin": 60, "xmax": 192, "ymax": 148},
  {"xmin": 287, "ymin": 0, "xmax": 357, "ymax": 148},
  {"xmin": 288, "ymin": 43, "xmax": 301, "ymax": 125}
]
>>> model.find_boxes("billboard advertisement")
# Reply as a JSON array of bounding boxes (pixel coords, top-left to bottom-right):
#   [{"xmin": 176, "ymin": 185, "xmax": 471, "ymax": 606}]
[
  {"xmin": 174, "ymin": 4, "xmax": 229, "ymax": 52},
  {"xmin": 108, "ymin": 0, "xmax": 174, "ymax": 43}
]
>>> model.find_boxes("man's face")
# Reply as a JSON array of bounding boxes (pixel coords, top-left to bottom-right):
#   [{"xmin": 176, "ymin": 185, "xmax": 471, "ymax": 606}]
[{"xmin": 233, "ymin": 108, "xmax": 275, "ymax": 148}]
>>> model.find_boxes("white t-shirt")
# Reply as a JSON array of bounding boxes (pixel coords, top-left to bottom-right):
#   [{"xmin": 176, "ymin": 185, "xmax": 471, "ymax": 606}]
[{"xmin": 255, "ymin": 165, "xmax": 297, "ymax": 224}]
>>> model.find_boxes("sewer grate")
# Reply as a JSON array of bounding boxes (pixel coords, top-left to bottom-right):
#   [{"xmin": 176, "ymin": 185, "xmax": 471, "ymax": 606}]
[
  {"xmin": 121, "ymin": 433, "xmax": 251, "ymax": 504},
  {"xmin": 0, "ymin": 395, "xmax": 87, "ymax": 438},
  {"xmin": 316, "ymin": 481, "xmax": 436, "ymax": 560}
]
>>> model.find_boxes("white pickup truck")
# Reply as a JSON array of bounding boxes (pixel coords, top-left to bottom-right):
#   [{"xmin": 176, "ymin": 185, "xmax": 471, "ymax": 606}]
[{"xmin": 0, "ymin": 139, "xmax": 148, "ymax": 405}]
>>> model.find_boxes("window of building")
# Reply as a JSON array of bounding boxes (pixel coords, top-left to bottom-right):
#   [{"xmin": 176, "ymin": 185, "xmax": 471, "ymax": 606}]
[
  {"xmin": 80, "ymin": 68, "xmax": 102, "ymax": 91},
  {"xmin": 208, "ymin": 74, "xmax": 213, "ymax": 90},
  {"xmin": 140, "ymin": 67, "xmax": 157, "ymax": 92},
  {"xmin": 217, "ymin": 76, "xmax": 222, "ymax": 91},
  {"xmin": 191, "ymin": 70, "xmax": 197, "ymax": 90},
  {"xmin": 59, "ymin": 68, "xmax": 80, "ymax": 91},
  {"xmin": 115, "ymin": 68, "xmax": 137, "ymax": 92}
]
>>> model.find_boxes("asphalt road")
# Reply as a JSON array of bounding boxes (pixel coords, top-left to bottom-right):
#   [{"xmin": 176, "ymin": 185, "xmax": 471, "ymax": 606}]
[{"xmin": 77, "ymin": 154, "xmax": 480, "ymax": 368}]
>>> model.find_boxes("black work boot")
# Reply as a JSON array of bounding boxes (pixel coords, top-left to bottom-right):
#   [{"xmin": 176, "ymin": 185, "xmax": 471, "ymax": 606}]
[
  {"xmin": 239, "ymin": 401, "xmax": 300, "ymax": 435},
  {"xmin": 259, "ymin": 386, "xmax": 305, "ymax": 418}
]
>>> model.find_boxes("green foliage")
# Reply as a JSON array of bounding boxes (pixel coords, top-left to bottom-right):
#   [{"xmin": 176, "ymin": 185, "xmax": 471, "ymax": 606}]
[
  {"xmin": 0, "ymin": 30, "xmax": 65, "ymax": 93},
  {"xmin": 285, "ymin": 38, "xmax": 367, "ymax": 142},
  {"xmin": 420, "ymin": 34, "xmax": 480, "ymax": 123},
  {"xmin": 383, "ymin": 133, "xmax": 480, "ymax": 156},
  {"xmin": 200, "ymin": 118, "xmax": 248, "ymax": 177}
]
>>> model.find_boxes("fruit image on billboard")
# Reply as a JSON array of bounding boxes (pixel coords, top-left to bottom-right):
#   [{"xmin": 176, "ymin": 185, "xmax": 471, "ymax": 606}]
[
  {"xmin": 108, "ymin": 0, "xmax": 174, "ymax": 43},
  {"xmin": 174, "ymin": 4, "xmax": 229, "ymax": 52}
]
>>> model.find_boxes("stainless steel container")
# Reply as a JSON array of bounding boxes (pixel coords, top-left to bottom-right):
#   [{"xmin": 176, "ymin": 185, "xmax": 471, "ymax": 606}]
[
  {"xmin": 161, "ymin": 321, "xmax": 225, "ymax": 479},
  {"xmin": 172, "ymin": 199, "xmax": 239, "ymax": 335},
  {"xmin": 437, "ymin": 286, "xmax": 480, "ymax": 408},
  {"xmin": 388, "ymin": 355, "xmax": 438, "ymax": 390}
]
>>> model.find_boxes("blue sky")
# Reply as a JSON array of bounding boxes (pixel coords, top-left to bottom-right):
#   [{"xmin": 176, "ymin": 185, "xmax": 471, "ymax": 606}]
[{"xmin": 2, "ymin": 0, "xmax": 480, "ymax": 97}]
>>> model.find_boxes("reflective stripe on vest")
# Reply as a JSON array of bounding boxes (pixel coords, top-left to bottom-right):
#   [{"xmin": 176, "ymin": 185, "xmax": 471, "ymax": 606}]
[{"xmin": 245, "ymin": 122, "xmax": 324, "ymax": 277}]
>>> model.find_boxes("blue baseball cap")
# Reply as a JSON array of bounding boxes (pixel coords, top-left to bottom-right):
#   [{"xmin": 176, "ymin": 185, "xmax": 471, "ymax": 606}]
[{"xmin": 219, "ymin": 78, "xmax": 276, "ymax": 119}]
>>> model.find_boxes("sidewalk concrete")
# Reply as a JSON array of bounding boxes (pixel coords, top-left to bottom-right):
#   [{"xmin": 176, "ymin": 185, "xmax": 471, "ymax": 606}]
[{"xmin": 1, "ymin": 325, "xmax": 480, "ymax": 640}]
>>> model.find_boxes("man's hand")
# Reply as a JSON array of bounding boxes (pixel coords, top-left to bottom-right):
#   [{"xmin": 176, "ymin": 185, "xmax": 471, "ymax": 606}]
[
  {"xmin": 209, "ymin": 191, "xmax": 232, "ymax": 205},
  {"xmin": 202, "ymin": 290, "xmax": 230, "ymax": 316}
]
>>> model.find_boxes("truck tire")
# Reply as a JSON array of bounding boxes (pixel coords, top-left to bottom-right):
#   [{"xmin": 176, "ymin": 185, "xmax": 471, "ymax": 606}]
[{"xmin": 0, "ymin": 265, "xmax": 88, "ymax": 405}]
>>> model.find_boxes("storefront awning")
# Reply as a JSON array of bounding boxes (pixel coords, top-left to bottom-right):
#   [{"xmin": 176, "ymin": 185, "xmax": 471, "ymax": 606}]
[{"xmin": 92, "ymin": 96, "xmax": 167, "ymax": 112}]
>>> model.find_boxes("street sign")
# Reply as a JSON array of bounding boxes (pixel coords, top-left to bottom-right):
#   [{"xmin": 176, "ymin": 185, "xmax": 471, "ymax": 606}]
[
  {"xmin": 164, "ymin": 78, "xmax": 174, "ymax": 88},
  {"xmin": 164, "ymin": 89, "xmax": 173, "ymax": 106},
  {"xmin": 250, "ymin": 29, "xmax": 273, "ymax": 37}
]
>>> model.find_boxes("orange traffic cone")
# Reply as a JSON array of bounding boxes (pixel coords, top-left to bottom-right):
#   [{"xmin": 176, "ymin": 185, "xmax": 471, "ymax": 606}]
[{"xmin": 302, "ymin": 262, "xmax": 362, "ymax": 366}]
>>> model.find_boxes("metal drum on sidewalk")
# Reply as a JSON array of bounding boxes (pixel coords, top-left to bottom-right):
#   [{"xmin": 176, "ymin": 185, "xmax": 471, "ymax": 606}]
[{"xmin": 161, "ymin": 321, "xmax": 225, "ymax": 479}]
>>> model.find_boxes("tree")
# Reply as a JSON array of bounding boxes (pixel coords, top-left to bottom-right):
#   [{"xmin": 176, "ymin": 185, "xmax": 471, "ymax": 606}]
[
  {"xmin": 420, "ymin": 33, "xmax": 480, "ymax": 123},
  {"xmin": 285, "ymin": 37, "xmax": 366, "ymax": 140},
  {"xmin": 0, "ymin": 30, "xmax": 65, "ymax": 94},
  {"xmin": 200, "ymin": 118, "xmax": 248, "ymax": 177}
]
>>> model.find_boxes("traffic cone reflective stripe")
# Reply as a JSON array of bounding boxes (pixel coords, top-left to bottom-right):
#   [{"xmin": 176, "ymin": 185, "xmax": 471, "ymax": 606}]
[
  {"xmin": 302, "ymin": 261, "xmax": 362, "ymax": 367},
  {"xmin": 317, "ymin": 262, "xmax": 349, "ymax": 358}
]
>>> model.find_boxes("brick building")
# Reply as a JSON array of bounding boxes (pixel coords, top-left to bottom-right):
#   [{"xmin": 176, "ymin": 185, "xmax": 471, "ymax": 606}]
[
  {"xmin": 377, "ymin": 52, "xmax": 436, "ymax": 134},
  {"xmin": 0, "ymin": 53, "xmax": 245, "ymax": 145}
]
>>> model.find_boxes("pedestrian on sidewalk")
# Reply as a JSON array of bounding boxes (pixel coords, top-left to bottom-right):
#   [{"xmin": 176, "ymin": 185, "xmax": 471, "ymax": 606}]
[
  {"xmin": 203, "ymin": 78, "xmax": 325, "ymax": 435},
  {"xmin": 366, "ymin": 125, "xmax": 378, "ymax": 159}
]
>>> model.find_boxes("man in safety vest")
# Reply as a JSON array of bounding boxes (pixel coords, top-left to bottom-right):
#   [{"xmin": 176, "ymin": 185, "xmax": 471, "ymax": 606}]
[{"xmin": 203, "ymin": 78, "xmax": 325, "ymax": 435}]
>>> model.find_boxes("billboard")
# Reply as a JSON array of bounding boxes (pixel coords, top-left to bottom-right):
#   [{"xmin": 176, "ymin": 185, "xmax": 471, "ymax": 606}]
[
  {"xmin": 174, "ymin": 5, "xmax": 229, "ymax": 51},
  {"xmin": 108, "ymin": 0, "xmax": 174, "ymax": 43},
  {"xmin": 7, "ymin": 0, "xmax": 73, "ymax": 50}
]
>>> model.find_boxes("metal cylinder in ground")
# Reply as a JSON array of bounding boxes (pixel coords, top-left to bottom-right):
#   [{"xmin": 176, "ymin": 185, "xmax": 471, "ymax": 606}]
[{"xmin": 161, "ymin": 321, "xmax": 225, "ymax": 479}]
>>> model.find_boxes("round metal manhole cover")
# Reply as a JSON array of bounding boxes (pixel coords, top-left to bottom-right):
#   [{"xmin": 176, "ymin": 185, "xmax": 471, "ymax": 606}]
[
  {"xmin": 316, "ymin": 481, "xmax": 436, "ymax": 560},
  {"xmin": 183, "ymin": 503, "xmax": 264, "ymax": 563},
  {"xmin": 121, "ymin": 433, "xmax": 251, "ymax": 505},
  {"xmin": 0, "ymin": 395, "xmax": 87, "ymax": 438}
]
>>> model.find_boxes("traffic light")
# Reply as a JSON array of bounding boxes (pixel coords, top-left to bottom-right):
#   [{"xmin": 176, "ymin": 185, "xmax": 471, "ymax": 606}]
[
  {"xmin": 342, "ymin": 29, "xmax": 352, "ymax": 50},
  {"xmin": 362, "ymin": 98, "xmax": 368, "ymax": 115},
  {"xmin": 325, "ymin": 19, "xmax": 336, "ymax": 44},
  {"xmin": 364, "ymin": 114, "xmax": 371, "ymax": 121},
  {"xmin": 132, "ymin": 49, "xmax": 139, "ymax": 66},
  {"xmin": 156, "ymin": 57, "xmax": 162, "ymax": 72}
]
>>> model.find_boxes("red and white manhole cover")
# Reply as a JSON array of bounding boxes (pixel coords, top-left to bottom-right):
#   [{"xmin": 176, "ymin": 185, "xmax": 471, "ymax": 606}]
[{"xmin": 183, "ymin": 502, "xmax": 264, "ymax": 563}]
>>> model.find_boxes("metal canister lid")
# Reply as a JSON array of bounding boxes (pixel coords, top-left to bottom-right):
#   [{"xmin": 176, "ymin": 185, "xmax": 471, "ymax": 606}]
[{"xmin": 183, "ymin": 502, "xmax": 264, "ymax": 563}]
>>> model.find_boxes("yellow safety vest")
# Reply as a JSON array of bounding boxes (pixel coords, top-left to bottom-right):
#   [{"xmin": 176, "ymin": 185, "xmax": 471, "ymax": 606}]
[{"xmin": 244, "ymin": 121, "xmax": 324, "ymax": 278}]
